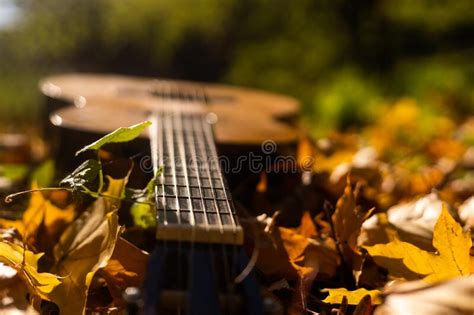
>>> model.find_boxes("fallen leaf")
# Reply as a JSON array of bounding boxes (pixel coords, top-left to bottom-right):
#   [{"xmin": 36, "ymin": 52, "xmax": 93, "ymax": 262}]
[
  {"xmin": 255, "ymin": 211, "xmax": 339, "ymax": 314},
  {"xmin": 382, "ymin": 193, "xmax": 443, "ymax": 246},
  {"xmin": 0, "ymin": 241, "xmax": 61, "ymax": 301},
  {"xmin": 332, "ymin": 177, "xmax": 373, "ymax": 255},
  {"xmin": 322, "ymin": 287, "xmax": 382, "ymax": 305},
  {"xmin": 375, "ymin": 276, "xmax": 474, "ymax": 315},
  {"xmin": 49, "ymin": 177, "xmax": 125, "ymax": 315},
  {"xmin": 0, "ymin": 182, "xmax": 75, "ymax": 248},
  {"xmin": 365, "ymin": 205, "xmax": 472, "ymax": 282},
  {"xmin": 297, "ymin": 211, "xmax": 317, "ymax": 238},
  {"xmin": 459, "ymin": 196, "xmax": 474, "ymax": 228},
  {"xmin": 353, "ymin": 294, "xmax": 374, "ymax": 315},
  {"xmin": 99, "ymin": 237, "xmax": 149, "ymax": 306},
  {"xmin": 360, "ymin": 213, "xmax": 398, "ymax": 248}
]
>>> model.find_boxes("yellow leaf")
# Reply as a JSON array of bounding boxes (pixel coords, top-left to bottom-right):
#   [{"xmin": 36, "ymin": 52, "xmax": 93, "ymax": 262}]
[
  {"xmin": 49, "ymin": 177, "xmax": 125, "ymax": 315},
  {"xmin": 0, "ymin": 241, "xmax": 61, "ymax": 300},
  {"xmin": 365, "ymin": 205, "xmax": 472, "ymax": 282},
  {"xmin": 322, "ymin": 288, "xmax": 382, "ymax": 305},
  {"xmin": 0, "ymin": 182, "xmax": 75, "ymax": 243}
]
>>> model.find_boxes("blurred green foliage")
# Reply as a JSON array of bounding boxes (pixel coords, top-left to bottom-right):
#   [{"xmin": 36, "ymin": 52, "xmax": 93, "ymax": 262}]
[{"xmin": 0, "ymin": 0, "xmax": 472, "ymax": 136}]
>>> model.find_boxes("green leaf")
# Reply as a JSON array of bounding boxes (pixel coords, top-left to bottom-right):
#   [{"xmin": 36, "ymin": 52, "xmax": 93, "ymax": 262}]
[
  {"xmin": 131, "ymin": 201, "xmax": 156, "ymax": 229},
  {"xmin": 31, "ymin": 159, "xmax": 55, "ymax": 187},
  {"xmin": 129, "ymin": 173, "xmax": 158, "ymax": 229},
  {"xmin": 60, "ymin": 159, "xmax": 100, "ymax": 192},
  {"xmin": 75, "ymin": 121, "xmax": 152, "ymax": 155},
  {"xmin": 0, "ymin": 163, "xmax": 29, "ymax": 181},
  {"xmin": 145, "ymin": 175, "xmax": 157, "ymax": 198}
]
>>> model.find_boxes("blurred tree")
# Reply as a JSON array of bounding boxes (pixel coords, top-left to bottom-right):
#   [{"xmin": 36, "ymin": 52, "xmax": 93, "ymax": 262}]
[{"xmin": 0, "ymin": 0, "xmax": 472, "ymax": 135}]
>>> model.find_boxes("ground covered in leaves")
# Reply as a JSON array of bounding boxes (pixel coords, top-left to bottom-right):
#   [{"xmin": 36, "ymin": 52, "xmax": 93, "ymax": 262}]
[{"xmin": 1, "ymin": 100, "xmax": 474, "ymax": 314}]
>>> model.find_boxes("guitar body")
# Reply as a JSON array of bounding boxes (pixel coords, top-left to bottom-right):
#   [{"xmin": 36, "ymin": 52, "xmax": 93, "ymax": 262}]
[
  {"xmin": 40, "ymin": 73, "xmax": 300, "ymax": 314},
  {"xmin": 40, "ymin": 73, "xmax": 299, "ymax": 145}
]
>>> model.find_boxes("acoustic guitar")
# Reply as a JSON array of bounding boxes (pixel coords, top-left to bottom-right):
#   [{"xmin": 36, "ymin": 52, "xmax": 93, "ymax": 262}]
[{"xmin": 40, "ymin": 74, "xmax": 300, "ymax": 314}]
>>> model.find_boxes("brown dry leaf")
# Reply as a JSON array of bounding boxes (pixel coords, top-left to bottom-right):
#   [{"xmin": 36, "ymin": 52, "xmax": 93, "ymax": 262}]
[
  {"xmin": 256, "ymin": 211, "xmax": 339, "ymax": 314},
  {"xmin": 99, "ymin": 237, "xmax": 149, "ymax": 305},
  {"xmin": 49, "ymin": 177, "xmax": 125, "ymax": 315},
  {"xmin": 365, "ymin": 205, "xmax": 472, "ymax": 282},
  {"xmin": 353, "ymin": 294, "xmax": 374, "ymax": 315},
  {"xmin": 332, "ymin": 177, "xmax": 373, "ymax": 255},
  {"xmin": 296, "ymin": 211, "xmax": 317, "ymax": 238},
  {"xmin": 375, "ymin": 276, "xmax": 474, "ymax": 315},
  {"xmin": 360, "ymin": 213, "xmax": 398, "ymax": 248},
  {"xmin": 0, "ymin": 182, "xmax": 75, "ymax": 245},
  {"xmin": 279, "ymin": 211, "xmax": 338, "ymax": 279},
  {"xmin": 331, "ymin": 177, "xmax": 374, "ymax": 285}
]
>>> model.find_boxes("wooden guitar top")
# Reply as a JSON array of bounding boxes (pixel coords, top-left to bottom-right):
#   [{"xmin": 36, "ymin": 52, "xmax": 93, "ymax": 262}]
[{"xmin": 41, "ymin": 73, "xmax": 300, "ymax": 145}]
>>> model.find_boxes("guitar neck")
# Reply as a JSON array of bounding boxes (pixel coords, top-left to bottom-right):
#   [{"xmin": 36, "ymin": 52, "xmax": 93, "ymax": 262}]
[{"xmin": 149, "ymin": 108, "xmax": 243, "ymax": 245}]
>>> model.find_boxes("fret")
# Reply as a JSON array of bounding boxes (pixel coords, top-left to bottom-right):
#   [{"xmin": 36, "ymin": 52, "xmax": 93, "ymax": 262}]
[
  {"xmin": 150, "ymin": 103, "xmax": 243, "ymax": 245},
  {"xmin": 192, "ymin": 113, "xmax": 224, "ymax": 234},
  {"xmin": 201, "ymin": 112, "xmax": 239, "ymax": 232}
]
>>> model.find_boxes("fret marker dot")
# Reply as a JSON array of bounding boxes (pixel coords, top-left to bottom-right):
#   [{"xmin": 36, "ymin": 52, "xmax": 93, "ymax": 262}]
[{"xmin": 205, "ymin": 112, "xmax": 218, "ymax": 125}]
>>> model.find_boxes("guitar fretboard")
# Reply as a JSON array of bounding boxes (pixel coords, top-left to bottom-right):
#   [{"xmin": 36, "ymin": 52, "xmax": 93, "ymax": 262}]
[{"xmin": 149, "ymin": 108, "xmax": 243, "ymax": 245}]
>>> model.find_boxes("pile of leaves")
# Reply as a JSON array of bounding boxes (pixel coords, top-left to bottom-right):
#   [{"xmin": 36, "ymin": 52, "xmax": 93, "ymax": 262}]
[{"xmin": 0, "ymin": 100, "xmax": 473, "ymax": 314}]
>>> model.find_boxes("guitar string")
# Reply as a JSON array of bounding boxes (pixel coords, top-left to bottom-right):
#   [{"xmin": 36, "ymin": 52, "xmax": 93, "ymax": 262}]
[
  {"xmin": 192, "ymin": 95, "xmax": 224, "ymax": 233},
  {"xmin": 155, "ymin": 81, "xmax": 240, "ymax": 312},
  {"xmin": 179, "ymin": 83, "xmax": 209, "ymax": 313},
  {"xmin": 149, "ymin": 82, "xmax": 169, "ymax": 313},
  {"xmin": 191, "ymin": 87, "xmax": 226, "ymax": 313},
  {"xmin": 174, "ymin": 86, "xmax": 200, "ymax": 315},
  {"xmin": 163, "ymin": 82, "xmax": 181, "ymax": 226},
  {"xmin": 174, "ymin": 93, "xmax": 196, "ymax": 227},
  {"xmin": 165, "ymin": 81, "xmax": 187, "ymax": 315},
  {"xmin": 184, "ymin": 97, "xmax": 210, "ymax": 230},
  {"xmin": 198, "ymin": 87, "xmax": 238, "ymax": 311},
  {"xmin": 200, "ymin": 98, "xmax": 238, "ymax": 232},
  {"xmin": 184, "ymin": 85, "xmax": 218, "ymax": 314}
]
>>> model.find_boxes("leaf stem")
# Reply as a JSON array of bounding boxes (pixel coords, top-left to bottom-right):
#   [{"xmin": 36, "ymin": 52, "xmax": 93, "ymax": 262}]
[{"xmin": 4, "ymin": 187, "xmax": 73, "ymax": 203}]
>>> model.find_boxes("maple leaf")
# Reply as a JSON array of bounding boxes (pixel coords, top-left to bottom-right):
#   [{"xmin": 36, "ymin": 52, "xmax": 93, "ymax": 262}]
[
  {"xmin": 98, "ymin": 237, "xmax": 149, "ymax": 306},
  {"xmin": 297, "ymin": 211, "xmax": 317, "ymax": 238},
  {"xmin": 255, "ymin": 211, "xmax": 339, "ymax": 314},
  {"xmin": 332, "ymin": 177, "xmax": 373, "ymax": 255},
  {"xmin": 331, "ymin": 177, "xmax": 374, "ymax": 286},
  {"xmin": 364, "ymin": 205, "xmax": 472, "ymax": 282},
  {"xmin": 49, "ymin": 176, "xmax": 125, "ymax": 315},
  {"xmin": 0, "ymin": 182, "xmax": 75, "ymax": 245},
  {"xmin": 256, "ymin": 211, "xmax": 339, "ymax": 280},
  {"xmin": 322, "ymin": 287, "xmax": 382, "ymax": 305},
  {"xmin": 0, "ymin": 240, "xmax": 61, "ymax": 301}
]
